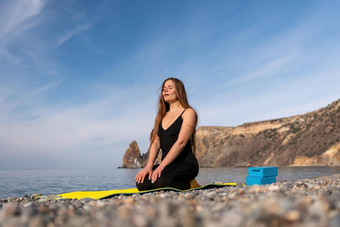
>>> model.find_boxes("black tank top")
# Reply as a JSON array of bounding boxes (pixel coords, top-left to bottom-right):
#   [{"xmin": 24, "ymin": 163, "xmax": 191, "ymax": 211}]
[{"xmin": 158, "ymin": 109, "xmax": 198, "ymax": 164}]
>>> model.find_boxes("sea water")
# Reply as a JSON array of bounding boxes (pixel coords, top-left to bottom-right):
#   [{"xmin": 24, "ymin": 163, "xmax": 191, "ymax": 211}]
[{"xmin": 1, "ymin": 167, "xmax": 339, "ymax": 199}]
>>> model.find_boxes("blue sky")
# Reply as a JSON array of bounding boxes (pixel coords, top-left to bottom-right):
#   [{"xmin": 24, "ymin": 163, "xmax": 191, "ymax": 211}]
[{"xmin": 1, "ymin": 0, "xmax": 339, "ymax": 170}]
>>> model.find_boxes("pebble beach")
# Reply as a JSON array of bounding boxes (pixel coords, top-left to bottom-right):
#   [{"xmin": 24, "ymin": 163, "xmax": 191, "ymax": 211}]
[{"xmin": 1, "ymin": 174, "xmax": 339, "ymax": 227}]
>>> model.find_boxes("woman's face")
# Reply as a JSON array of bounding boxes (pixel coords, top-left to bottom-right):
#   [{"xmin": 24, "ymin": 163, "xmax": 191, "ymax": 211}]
[{"xmin": 162, "ymin": 80, "xmax": 178, "ymax": 103}]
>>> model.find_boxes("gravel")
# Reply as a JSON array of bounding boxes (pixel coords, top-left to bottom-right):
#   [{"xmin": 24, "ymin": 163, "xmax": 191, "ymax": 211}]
[{"xmin": 1, "ymin": 174, "xmax": 339, "ymax": 227}]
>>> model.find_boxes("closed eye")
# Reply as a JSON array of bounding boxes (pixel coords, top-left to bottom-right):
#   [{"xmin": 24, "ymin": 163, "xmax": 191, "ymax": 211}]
[{"xmin": 163, "ymin": 86, "xmax": 173, "ymax": 90}]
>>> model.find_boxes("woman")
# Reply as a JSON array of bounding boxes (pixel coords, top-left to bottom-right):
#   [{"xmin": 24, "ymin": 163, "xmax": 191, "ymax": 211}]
[{"xmin": 135, "ymin": 77, "xmax": 199, "ymax": 190}]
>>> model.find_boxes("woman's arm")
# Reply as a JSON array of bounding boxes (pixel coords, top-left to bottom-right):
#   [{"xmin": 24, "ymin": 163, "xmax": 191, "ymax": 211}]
[
  {"xmin": 151, "ymin": 108, "xmax": 197, "ymax": 183},
  {"xmin": 135, "ymin": 137, "xmax": 160, "ymax": 184}
]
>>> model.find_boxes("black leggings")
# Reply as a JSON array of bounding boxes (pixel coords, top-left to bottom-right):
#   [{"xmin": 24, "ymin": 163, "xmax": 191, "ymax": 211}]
[{"xmin": 136, "ymin": 162, "xmax": 199, "ymax": 191}]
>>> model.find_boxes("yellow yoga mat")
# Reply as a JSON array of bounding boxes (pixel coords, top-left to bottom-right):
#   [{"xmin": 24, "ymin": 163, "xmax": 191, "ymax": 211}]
[{"xmin": 37, "ymin": 182, "xmax": 237, "ymax": 200}]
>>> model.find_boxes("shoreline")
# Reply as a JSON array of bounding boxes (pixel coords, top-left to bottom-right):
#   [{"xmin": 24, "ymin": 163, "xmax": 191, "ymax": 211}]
[{"xmin": 1, "ymin": 174, "xmax": 339, "ymax": 226}]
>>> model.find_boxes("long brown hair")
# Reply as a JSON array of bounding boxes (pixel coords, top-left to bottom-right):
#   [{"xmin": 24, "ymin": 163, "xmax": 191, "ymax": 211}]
[{"xmin": 150, "ymin": 77, "xmax": 197, "ymax": 153}]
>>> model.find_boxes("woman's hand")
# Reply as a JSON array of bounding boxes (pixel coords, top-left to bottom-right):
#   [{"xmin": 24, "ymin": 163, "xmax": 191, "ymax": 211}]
[
  {"xmin": 151, "ymin": 165, "xmax": 165, "ymax": 183},
  {"xmin": 135, "ymin": 166, "xmax": 153, "ymax": 184}
]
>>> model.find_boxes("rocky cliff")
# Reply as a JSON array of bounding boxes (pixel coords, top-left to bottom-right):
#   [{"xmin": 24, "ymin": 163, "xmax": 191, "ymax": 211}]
[
  {"xmin": 196, "ymin": 99, "xmax": 340, "ymax": 167},
  {"xmin": 121, "ymin": 141, "xmax": 144, "ymax": 168},
  {"xmin": 121, "ymin": 141, "xmax": 161, "ymax": 168},
  {"xmin": 122, "ymin": 99, "xmax": 340, "ymax": 167}
]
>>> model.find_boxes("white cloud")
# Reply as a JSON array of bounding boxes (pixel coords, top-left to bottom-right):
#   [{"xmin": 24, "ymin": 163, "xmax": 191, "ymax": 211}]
[
  {"xmin": 0, "ymin": 0, "xmax": 44, "ymax": 39},
  {"xmin": 0, "ymin": 82, "xmax": 156, "ymax": 166},
  {"xmin": 0, "ymin": 0, "xmax": 57, "ymax": 82},
  {"xmin": 55, "ymin": 24, "xmax": 92, "ymax": 47},
  {"xmin": 227, "ymin": 56, "xmax": 294, "ymax": 85}
]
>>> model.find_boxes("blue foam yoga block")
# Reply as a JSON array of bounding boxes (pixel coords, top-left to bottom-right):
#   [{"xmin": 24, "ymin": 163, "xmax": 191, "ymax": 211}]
[
  {"xmin": 248, "ymin": 166, "xmax": 278, "ymax": 177},
  {"xmin": 246, "ymin": 176, "xmax": 276, "ymax": 186}
]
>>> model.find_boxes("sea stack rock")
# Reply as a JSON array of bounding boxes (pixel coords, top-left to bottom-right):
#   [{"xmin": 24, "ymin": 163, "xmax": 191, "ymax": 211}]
[{"xmin": 122, "ymin": 141, "xmax": 143, "ymax": 168}]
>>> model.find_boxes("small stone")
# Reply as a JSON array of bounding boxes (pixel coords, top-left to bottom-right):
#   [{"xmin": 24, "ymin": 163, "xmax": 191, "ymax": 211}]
[
  {"xmin": 309, "ymin": 200, "xmax": 327, "ymax": 220},
  {"xmin": 23, "ymin": 201, "xmax": 34, "ymax": 208},
  {"xmin": 22, "ymin": 207, "xmax": 40, "ymax": 221},
  {"xmin": 79, "ymin": 197, "xmax": 96, "ymax": 204},
  {"xmin": 237, "ymin": 189, "xmax": 245, "ymax": 195},
  {"xmin": 117, "ymin": 204, "xmax": 134, "ymax": 219},
  {"xmin": 72, "ymin": 200, "xmax": 83, "ymax": 208},
  {"xmin": 38, "ymin": 204, "xmax": 52, "ymax": 213},
  {"xmin": 96, "ymin": 200, "xmax": 107, "ymax": 207},
  {"xmin": 3, "ymin": 217, "xmax": 24, "ymax": 227},
  {"xmin": 178, "ymin": 206, "xmax": 195, "ymax": 227},
  {"xmin": 87, "ymin": 200, "xmax": 98, "ymax": 206},
  {"xmin": 228, "ymin": 192, "xmax": 237, "ymax": 199},
  {"xmin": 136, "ymin": 204, "xmax": 157, "ymax": 219},
  {"xmin": 205, "ymin": 191, "xmax": 217, "ymax": 199},
  {"xmin": 184, "ymin": 193, "xmax": 193, "ymax": 199},
  {"xmin": 326, "ymin": 186, "xmax": 333, "ymax": 194},
  {"xmin": 133, "ymin": 213, "xmax": 149, "ymax": 227},
  {"xmin": 2, "ymin": 202, "xmax": 21, "ymax": 216},
  {"xmin": 159, "ymin": 193, "xmax": 167, "ymax": 199},
  {"xmin": 329, "ymin": 214, "xmax": 340, "ymax": 227},
  {"xmin": 211, "ymin": 202, "xmax": 226, "ymax": 213},
  {"xmin": 124, "ymin": 197, "xmax": 134, "ymax": 204},
  {"xmin": 248, "ymin": 185, "xmax": 262, "ymax": 193},
  {"xmin": 295, "ymin": 182, "xmax": 307, "ymax": 189},
  {"xmin": 285, "ymin": 210, "xmax": 300, "ymax": 222},
  {"xmin": 68, "ymin": 205, "xmax": 76, "ymax": 216},
  {"xmin": 29, "ymin": 215, "xmax": 45, "ymax": 227},
  {"xmin": 221, "ymin": 210, "xmax": 243, "ymax": 227},
  {"xmin": 297, "ymin": 197, "xmax": 312, "ymax": 214},
  {"xmin": 268, "ymin": 185, "xmax": 280, "ymax": 191}
]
